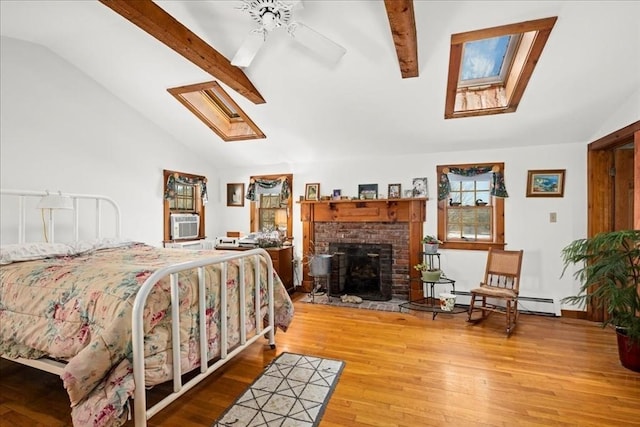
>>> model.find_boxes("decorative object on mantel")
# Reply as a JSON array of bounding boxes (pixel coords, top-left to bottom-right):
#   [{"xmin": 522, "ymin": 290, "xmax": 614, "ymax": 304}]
[
  {"xmin": 412, "ymin": 177, "xmax": 428, "ymax": 197},
  {"xmin": 332, "ymin": 189, "xmax": 341, "ymax": 200},
  {"xmin": 357, "ymin": 183, "xmax": 378, "ymax": 199},
  {"xmin": 305, "ymin": 183, "xmax": 320, "ymax": 201},
  {"xmin": 388, "ymin": 183, "xmax": 401, "ymax": 199},
  {"xmin": 475, "ymin": 198, "xmax": 488, "ymax": 206},
  {"xmin": 526, "ymin": 169, "xmax": 566, "ymax": 197},
  {"xmin": 421, "ymin": 235, "xmax": 442, "ymax": 254}
]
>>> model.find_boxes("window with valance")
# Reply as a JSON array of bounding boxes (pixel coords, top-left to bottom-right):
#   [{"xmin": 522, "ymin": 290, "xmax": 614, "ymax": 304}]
[
  {"xmin": 436, "ymin": 163, "xmax": 506, "ymax": 250},
  {"xmin": 163, "ymin": 169, "xmax": 207, "ymax": 242},
  {"xmin": 247, "ymin": 174, "xmax": 293, "ymax": 241},
  {"xmin": 245, "ymin": 176, "xmax": 290, "ymax": 206}
]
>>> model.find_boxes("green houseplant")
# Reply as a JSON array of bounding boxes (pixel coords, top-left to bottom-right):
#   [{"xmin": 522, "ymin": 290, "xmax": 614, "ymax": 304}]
[
  {"xmin": 560, "ymin": 229, "xmax": 640, "ymax": 372},
  {"xmin": 421, "ymin": 235, "xmax": 442, "ymax": 254},
  {"xmin": 414, "ymin": 261, "xmax": 441, "ymax": 282}
]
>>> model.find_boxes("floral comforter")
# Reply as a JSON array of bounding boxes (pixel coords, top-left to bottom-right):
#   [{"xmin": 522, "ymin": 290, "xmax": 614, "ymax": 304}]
[{"xmin": 0, "ymin": 242, "xmax": 295, "ymax": 426}]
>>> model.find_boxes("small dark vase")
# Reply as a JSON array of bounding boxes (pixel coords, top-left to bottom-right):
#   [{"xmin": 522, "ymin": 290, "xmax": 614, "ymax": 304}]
[{"xmin": 616, "ymin": 328, "xmax": 640, "ymax": 372}]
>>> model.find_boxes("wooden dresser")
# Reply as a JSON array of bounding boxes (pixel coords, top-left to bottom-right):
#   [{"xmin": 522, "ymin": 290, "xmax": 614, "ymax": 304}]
[{"xmin": 215, "ymin": 245, "xmax": 294, "ymax": 293}]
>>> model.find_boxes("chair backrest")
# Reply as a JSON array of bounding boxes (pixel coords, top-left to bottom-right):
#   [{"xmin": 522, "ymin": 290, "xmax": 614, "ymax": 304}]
[{"xmin": 483, "ymin": 248, "xmax": 524, "ymax": 293}]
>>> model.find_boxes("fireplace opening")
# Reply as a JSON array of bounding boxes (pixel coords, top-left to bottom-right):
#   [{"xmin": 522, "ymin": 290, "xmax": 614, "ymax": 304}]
[{"xmin": 328, "ymin": 243, "xmax": 392, "ymax": 301}]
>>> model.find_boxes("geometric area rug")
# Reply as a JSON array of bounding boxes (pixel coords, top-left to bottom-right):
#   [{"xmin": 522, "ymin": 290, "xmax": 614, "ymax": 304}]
[{"xmin": 212, "ymin": 352, "xmax": 345, "ymax": 427}]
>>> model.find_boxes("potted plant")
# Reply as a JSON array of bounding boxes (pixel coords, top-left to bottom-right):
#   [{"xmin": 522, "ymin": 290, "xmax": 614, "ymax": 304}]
[
  {"xmin": 560, "ymin": 229, "xmax": 640, "ymax": 372},
  {"xmin": 414, "ymin": 261, "xmax": 441, "ymax": 282},
  {"xmin": 422, "ymin": 235, "xmax": 442, "ymax": 254}
]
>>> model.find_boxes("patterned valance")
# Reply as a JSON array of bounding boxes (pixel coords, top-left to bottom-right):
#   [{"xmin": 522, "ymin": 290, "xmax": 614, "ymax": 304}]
[
  {"xmin": 437, "ymin": 165, "xmax": 508, "ymax": 201},
  {"xmin": 246, "ymin": 176, "xmax": 290, "ymax": 205},
  {"xmin": 164, "ymin": 173, "xmax": 208, "ymax": 203}
]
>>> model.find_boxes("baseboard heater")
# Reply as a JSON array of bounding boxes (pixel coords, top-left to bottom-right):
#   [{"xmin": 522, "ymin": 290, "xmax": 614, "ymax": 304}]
[{"xmin": 453, "ymin": 291, "xmax": 557, "ymax": 317}]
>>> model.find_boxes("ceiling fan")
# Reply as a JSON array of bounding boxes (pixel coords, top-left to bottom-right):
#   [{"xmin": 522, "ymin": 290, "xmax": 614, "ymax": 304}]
[{"xmin": 231, "ymin": 0, "xmax": 346, "ymax": 68}]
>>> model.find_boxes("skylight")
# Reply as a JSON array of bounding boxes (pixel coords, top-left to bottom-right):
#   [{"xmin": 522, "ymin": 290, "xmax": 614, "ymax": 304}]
[
  {"xmin": 445, "ymin": 17, "xmax": 557, "ymax": 119},
  {"xmin": 460, "ymin": 35, "xmax": 514, "ymax": 84},
  {"xmin": 168, "ymin": 81, "xmax": 265, "ymax": 142}
]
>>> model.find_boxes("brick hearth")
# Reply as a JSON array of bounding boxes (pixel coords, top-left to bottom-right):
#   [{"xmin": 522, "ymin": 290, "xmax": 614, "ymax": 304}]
[{"xmin": 299, "ymin": 199, "xmax": 426, "ymax": 301}]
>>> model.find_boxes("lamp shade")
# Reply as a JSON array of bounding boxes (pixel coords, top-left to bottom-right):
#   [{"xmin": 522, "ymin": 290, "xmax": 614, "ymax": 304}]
[{"xmin": 36, "ymin": 193, "xmax": 74, "ymax": 210}]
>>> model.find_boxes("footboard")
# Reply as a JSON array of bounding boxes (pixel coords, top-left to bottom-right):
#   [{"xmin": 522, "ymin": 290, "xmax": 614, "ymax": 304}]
[{"xmin": 132, "ymin": 249, "xmax": 276, "ymax": 426}]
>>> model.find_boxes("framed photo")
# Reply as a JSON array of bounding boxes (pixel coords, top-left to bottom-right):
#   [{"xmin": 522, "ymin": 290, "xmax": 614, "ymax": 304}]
[
  {"xmin": 526, "ymin": 169, "xmax": 566, "ymax": 197},
  {"xmin": 226, "ymin": 183, "xmax": 245, "ymax": 207},
  {"xmin": 358, "ymin": 183, "xmax": 378, "ymax": 199},
  {"xmin": 332, "ymin": 189, "xmax": 342, "ymax": 200},
  {"xmin": 412, "ymin": 177, "xmax": 428, "ymax": 197},
  {"xmin": 305, "ymin": 183, "xmax": 320, "ymax": 201},
  {"xmin": 388, "ymin": 183, "xmax": 401, "ymax": 199}
]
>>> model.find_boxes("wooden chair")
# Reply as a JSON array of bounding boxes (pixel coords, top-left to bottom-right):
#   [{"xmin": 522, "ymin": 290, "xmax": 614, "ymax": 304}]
[{"xmin": 467, "ymin": 248, "xmax": 524, "ymax": 336}]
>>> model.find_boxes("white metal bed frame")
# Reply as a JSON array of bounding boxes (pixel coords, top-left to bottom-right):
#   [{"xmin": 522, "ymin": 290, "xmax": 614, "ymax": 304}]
[{"xmin": 0, "ymin": 189, "xmax": 277, "ymax": 426}]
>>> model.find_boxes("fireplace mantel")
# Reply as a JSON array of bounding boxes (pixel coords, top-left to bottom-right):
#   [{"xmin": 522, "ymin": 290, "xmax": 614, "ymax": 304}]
[{"xmin": 299, "ymin": 198, "xmax": 426, "ymax": 300}]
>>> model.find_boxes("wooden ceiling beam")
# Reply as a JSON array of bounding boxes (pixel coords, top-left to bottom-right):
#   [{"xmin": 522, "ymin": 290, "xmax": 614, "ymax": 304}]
[
  {"xmin": 98, "ymin": 0, "xmax": 265, "ymax": 104},
  {"xmin": 384, "ymin": 0, "xmax": 419, "ymax": 78}
]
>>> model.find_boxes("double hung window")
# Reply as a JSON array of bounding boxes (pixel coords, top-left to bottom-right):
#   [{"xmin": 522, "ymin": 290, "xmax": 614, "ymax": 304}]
[{"xmin": 437, "ymin": 163, "xmax": 506, "ymax": 250}]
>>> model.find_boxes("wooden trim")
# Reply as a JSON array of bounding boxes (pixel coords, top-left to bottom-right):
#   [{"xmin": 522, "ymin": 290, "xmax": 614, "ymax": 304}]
[
  {"xmin": 383, "ymin": 0, "xmax": 418, "ymax": 78},
  {"xmin": 445, "ymin": 17, "xmax": 556, "ymax": 119},
  {"xmin": 167, "ymin": 81, "xmax": 265, "ymax": 142},
  {"xmin": 588, "ymin": 120, "xmax": 640, "ymax": 151},
  {"xmin": 299, "ymin": 199, "xmax": 426, "ymax": 299},
  {"xmin": 436, "ymin": 163, "xmax": 506, "ymax": 250},
  {"xmin": 560, "ymin": 309, "xmax": 588, "ymax": 320},
  {"xmin": 249, "ymin": 174, "xmax": 293, "ymax": 241},
  {"xmin": 98, "ymin": 0, "xmax": 265, "ymax": 104},
  {"xmin": 586, "ymin": 121, "xmax": 639, "ymax": 322},
  {"xmin": 635, "ymin": 130, "xmax": 640, "ymax": 230},
  {"xmin": 163, "ymin": 169, "xmax": 206, "ymax": 242}
]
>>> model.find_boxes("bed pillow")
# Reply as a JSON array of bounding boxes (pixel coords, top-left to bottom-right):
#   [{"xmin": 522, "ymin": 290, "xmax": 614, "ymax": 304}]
[
  {"xmin": 68, "ymin": 238, "xmax": 137, "ymax": 254},
  {"xmin": 0, "ymin": 242, "xmax": 75, "ymax": 265}
]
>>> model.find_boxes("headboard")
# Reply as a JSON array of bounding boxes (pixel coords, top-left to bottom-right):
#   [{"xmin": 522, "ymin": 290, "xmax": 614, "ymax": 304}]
[{"xmin": 0, "ymin": 189, "xmax": 121, "ymax": 244}]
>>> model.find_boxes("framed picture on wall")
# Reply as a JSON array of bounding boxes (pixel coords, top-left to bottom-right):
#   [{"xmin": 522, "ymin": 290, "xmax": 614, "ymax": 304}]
[
  {"xmin": 526, "ymin": 169, "xmax": 566, "ymax": 197},
  {"xmin": 305, "ymin": 183, "xmax": 320, "ymax": 201},
  {"xmin": 226, "ymin": 183, "xmax": 245, "ymax": 206}
]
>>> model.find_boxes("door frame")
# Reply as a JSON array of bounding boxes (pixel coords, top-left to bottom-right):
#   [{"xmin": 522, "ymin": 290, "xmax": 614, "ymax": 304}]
[{"xmin": 586, "ymin": 120, "xmax": 639, "ymax": 321}]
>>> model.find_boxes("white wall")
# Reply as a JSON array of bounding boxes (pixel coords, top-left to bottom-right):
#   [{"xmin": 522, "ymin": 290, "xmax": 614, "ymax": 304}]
[
  {"xmin": 0, "ymin": 37, "xmax": 222, "ymax": 246},
  {"xmin": 1, "ymin": 36, "xmax": 593, "ymax": 315}
]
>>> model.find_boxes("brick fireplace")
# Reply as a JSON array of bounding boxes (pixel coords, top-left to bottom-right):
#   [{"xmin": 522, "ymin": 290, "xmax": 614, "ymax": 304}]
[{"xmin": 300, "ymin": 199, "xmax": 426, "ymax": 301}]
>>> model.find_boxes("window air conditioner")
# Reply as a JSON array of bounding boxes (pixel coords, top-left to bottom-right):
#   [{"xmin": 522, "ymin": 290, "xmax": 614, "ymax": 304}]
[{"xmin": 170, "ymin": 213, "xmax": 200, "ymax": 240}]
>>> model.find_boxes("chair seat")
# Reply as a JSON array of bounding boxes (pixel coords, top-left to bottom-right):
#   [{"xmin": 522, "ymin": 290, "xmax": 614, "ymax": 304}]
[
  {"xmin": 467, "ymin": 248, "xmax": 524, "ymax": 336},
  {"xmin": 470, "ymin": 285, "xmax": 517, "ymax": 299}
]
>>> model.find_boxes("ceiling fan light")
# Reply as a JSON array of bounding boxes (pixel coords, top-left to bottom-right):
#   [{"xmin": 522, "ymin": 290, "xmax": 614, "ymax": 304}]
[{"xmin": 262, "ymin": 11, "xmax": 278, "ymax": 31}]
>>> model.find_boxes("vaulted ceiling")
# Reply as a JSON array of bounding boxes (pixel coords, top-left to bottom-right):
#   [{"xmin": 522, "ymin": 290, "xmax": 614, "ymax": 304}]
[{"xmin": 1, "ymin": 1, "xmax": 638, "ymax": 168}]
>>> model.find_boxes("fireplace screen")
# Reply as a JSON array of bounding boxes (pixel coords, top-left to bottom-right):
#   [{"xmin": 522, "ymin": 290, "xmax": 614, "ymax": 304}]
[{"xmin": 328, "ymin": 243, "xmax": 392, "ymax": 301}]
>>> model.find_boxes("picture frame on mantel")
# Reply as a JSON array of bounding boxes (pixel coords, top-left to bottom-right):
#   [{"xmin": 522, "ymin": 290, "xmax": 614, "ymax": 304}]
[
  {"xmin": 226, "ymin": 183, "xmax": 245, "ymax": 207},
  {"xmin": 388, "ymin": 183, "xmax": 401, "ymax": 199},
  {"xmin": 305, "ymin": 183, "xmax": 320, "ymax": 201},
  {"xmin": 358, "ymin": 184, "xmax": 378, "ymax": 199},
  {"xmin": 526, "ymin": 169, "xmax": 566, "ymax": 197}
]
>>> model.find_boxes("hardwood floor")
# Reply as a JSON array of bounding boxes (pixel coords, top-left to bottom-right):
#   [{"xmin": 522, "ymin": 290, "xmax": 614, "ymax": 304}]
[{"xmin": 1, "ymin": 293, "xmax": 639, "ymax": 426}]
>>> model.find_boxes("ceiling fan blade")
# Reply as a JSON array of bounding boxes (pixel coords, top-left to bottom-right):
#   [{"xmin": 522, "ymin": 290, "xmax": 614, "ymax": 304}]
[
  {"xmin": 231, "ymin": 30, "xmax": 266, "ymax": 68},
  {"xmin": 289, "ymin": 22, "xmax": 346, "ymax": 64}
]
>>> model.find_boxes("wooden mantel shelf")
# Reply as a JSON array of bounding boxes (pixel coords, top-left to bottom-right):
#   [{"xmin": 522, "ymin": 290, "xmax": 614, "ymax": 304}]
[
  {"xmin": 300, "ymin": 198, "xmax": 427, "ymax": 300},
  {"xmin": 300, "ymin": 198, "xmax": 427, "ymax": 223}
]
